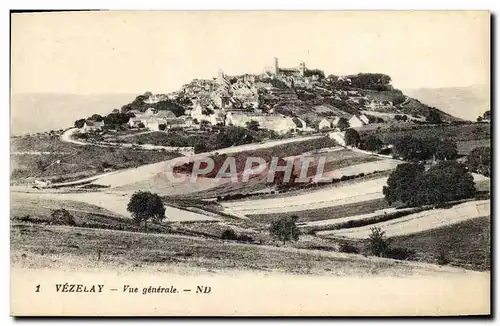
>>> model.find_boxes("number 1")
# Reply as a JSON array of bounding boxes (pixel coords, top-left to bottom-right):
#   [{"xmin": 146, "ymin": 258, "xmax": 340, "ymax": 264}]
[{"xmin": 35, "ymin": 285, "xmax": 40, "ymax": 292}]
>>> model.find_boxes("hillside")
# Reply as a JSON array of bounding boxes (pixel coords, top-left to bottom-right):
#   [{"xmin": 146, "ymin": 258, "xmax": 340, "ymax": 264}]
[
  {"xmin": 118, "ymin": 68, "xmax": 462, "ymax": 128},
  {"xmin": 402, "ymin": 85, "xmax": 489, "ymax": 121},
  {"xmin": 11, "ymin": 221, "xmax": 480, "ymax": 277}
]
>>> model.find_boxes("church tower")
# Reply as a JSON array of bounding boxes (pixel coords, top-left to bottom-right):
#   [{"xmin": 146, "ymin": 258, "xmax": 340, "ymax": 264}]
[
  {"xmin": 299, "ymin": 61, "xmax": 306, "ymax": 76},
  {"xmin": 273, "ymin": 57, "xmax": 279, "ymax": 75}
]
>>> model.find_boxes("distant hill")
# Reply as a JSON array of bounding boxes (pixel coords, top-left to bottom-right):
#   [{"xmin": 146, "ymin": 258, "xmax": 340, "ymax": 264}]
[
  {"xmin": 11, "ymin": 93, "xmax": 137, "ymax": 135},
  {"xmin": 402, "ymin": 85, "xmax": 489, "ymax": 121}
]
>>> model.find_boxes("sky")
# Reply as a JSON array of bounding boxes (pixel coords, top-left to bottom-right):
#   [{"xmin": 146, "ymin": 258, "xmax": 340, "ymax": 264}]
[{"xmin": 11, "ymin": 10, "xmax": 490, "ymax": 94}]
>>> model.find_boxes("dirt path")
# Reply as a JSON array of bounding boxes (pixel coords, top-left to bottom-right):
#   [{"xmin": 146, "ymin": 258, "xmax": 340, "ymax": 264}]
[
  {"xmin": 222, "ymin": 177, "xmax": 389, "ymax": 217},
  {"xmin": 320, "ymin": 200, "xmax": 490, "ymax": 239}
]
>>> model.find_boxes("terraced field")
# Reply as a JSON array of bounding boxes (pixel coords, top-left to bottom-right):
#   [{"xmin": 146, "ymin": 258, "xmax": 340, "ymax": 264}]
[
  {"xmin": 221, "ymin": 177, "xmax": 388, "ymax": 217},
  {"xmin": 320, "ymin": 200, "xmax": 490, "ymax": 239}
]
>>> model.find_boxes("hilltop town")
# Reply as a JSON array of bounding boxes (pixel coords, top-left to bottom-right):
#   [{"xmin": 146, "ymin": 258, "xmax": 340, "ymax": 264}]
[{"xmin": 72, "ymin": 57, "xmax": 460, "ymax": 140}]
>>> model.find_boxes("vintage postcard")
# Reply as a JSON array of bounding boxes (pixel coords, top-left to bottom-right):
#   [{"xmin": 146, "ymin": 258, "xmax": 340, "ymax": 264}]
[{"xmin": 10, "ymin": 10, "xmax": 491, "ymax": 316}]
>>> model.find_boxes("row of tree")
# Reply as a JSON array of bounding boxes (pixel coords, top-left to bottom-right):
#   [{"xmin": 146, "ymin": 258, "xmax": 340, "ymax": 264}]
[
  {"xmin": 383, "ymin": 161, "xmax": 476, "ymax": 207},
  {"xmin": 466, "ymin": 146, "xmax": 491, "ymax": 177},
  {"xmin": 74, "ymin": 111, "xmax": 134, "ymax": 129},
  {"xmin": 392, "ymin": 135, "xmax": 458, "ymax": 161},
  {"xmin": 477, "ymin": 110, "xmax": 491, "ymax": 122}
]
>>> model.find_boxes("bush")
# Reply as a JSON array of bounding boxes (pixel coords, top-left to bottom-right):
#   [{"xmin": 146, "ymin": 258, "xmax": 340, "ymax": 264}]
[
  {"xmin": 436, "ymin": 250, "xmax": 450, "ymax": 265},
  {"xmin": 221, "ymin": 228, "xmax": 238, "ymax": 240},
  {"xmin": 368, "ymin": 227, "xmax": 391, "ymax": 257},
  {"xmin": 384, "ymin": 247, "xmax": 415, "ymax": 260},
  {"xmin": 361, "ymin": 135, "xmax": 384, "ymax": 152},
  {"xmin": 237, "ymin": 234, "xmax": 254, "ymax": 243},
  {"xmin": 426, "ymin": 108, "xmax": 442, "ymax": 124},
  {"xmin": 338, "ymin": 242, "xmax": 359, "ymax": 254},
  {"xmin": 466, "ymin": 147, "xmax": 491, "ymax": 177},
  {"xmin": 269, "ymin": 215, "xmax": 300, "ymax": 245},
  {"xmin": 50, "ymin": 209, "xmax": 76, "ymax": 226}
]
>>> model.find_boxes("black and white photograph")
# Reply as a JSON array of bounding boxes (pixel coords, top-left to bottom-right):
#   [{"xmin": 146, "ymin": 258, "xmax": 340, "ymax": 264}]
[{"xmin": 9, "ymin": 10, "xmax": 491, "ymax": 316}]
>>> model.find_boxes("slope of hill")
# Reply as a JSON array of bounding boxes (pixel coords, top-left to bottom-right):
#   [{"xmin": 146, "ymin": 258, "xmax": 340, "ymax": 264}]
[
  {"xmin": 119, "ymin": 71, "xmax": 462, "ymax": 129},
  {"xmin": 402, "ymin": 85, "xmax": 489, "ymax": 121},
  {"xmin": 11, "ymin": 221, "xmax": 482, "ymax": 277}
]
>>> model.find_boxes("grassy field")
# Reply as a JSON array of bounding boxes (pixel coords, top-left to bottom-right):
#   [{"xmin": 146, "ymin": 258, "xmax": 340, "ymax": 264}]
[
  {"xmin": 11, "ymin": 133, "xmax": 80, "ymax": 153},
  {"xmin": 389, "ymin": 216, "xmax": 491, "ymax": 271},
  {"xmin": 318, "ymin": 216, "xmax": 490, "ymax": 272},
  {"xmin": 11, "ymin": 221, "xmax": 468, "ymax": 276},
  {"xmin": 325, "ymin": 200, "xmax": 489, "ymax": 239},
  {"xmin": 298, "ymin": 149, "xmax": 381, "ymax": 176},
  {"xmin": 359, "ymin": 123, "xmax": 490, "ymax": 144},
  {"xmin": 247, "ymin": 198, "xmax": 390, "ymax": 224},
  {"xmin": 114, "ymin": 128, "xmax": 293, "ymax": 152},
  {"xmin": 456, "ymin": 139, "xmax": 490, "ymax": 156},
  {"xmin": 182, "ymin": 148, "xmax": 381, "ymax": 201},
  {"xmin": 10, "ymin": 144, "xmax": 181, "ymax": 183},
  {"xmin": 10, "ymin": 196, "xmax": 172, "ymax": 234}
]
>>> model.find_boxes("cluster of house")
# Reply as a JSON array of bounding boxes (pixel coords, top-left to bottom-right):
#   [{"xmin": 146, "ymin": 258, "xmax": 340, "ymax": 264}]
[
  {"xmin": 81, "ymin": 119, "xmax": 105, "ymax": 132},
  {"xmin": 79, "ymin": 108, "xmax": 198, "ymax": 133},
  {"xmin": 78, "ymin": 56, "xmax": 381, "ymax": 135},
  {"xmin": 318, "ymin": 114, "xmax": 370, "ymax": 130},
  {"xmin": 126, "ymin": 108, "xmax": 197, "ymax": 131}
]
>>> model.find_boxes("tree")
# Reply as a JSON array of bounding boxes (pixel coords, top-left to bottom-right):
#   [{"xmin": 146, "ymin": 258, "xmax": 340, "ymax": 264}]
[
  {"xmin": 383, "ymin": 163, "xmax": 425, "ymax": 206},
  {"xmin": 202, "ymin": 107, "xmax": 215, "ymax": 116},
  {"xmin": 269, "ymin": 215, "xmax": 300, "ymax": 245},
  {"xmin": 154, "ymin": 100, "xmax": 185, "ymax": 117},
  {"xmin": 466, "ymin": 146, "xmax": 491, "ymax": 176},
  {"xmin": 422, "ymin": 161, "xmax": 476, "ymax": 205},
  {"xmin": 362, "ymin": 135, "xmax": 383, "ymax": 152},
  {"xmin": 74, "ymin": 118, "xmax": 86, "ymax": 128},
  {"xmin": 348, "ymin": 73, "xmax": 392, "ymax": 91},
  {"xmin": 89, "ymin": 114, "xmax": 103, "ymax": 122},
  {"xmin": 246, "ymin": 120, "xmax": 260, "ymax": 131},
  {"xmin": 344, "ymin": 128, "xmax": 361, "ymax": 147},
  {"xmin": 194, "ymin": 142, "xmax": 207, "ymax": 154},
  {"xmin": 483, "ymin": 110, "xmax": 491, "ymax": 121},
  {"xmin": 477, "ymin": 116, "xmax": 483, "ymax": 122},
  {"xmin": 50, "ymin": 209, "xmax": 76, "ymax": 226},
  {"xmin": 104, "ymin": 112, "xmax": 130, "ymax": 126},
  {"xmin": 158, "ymin": 123, "xmax": 166, "ymax": 131},
  {"xmin": 393, "ymin": 136, "xmax": 431, "ymax": 161},
  {"xmin": 303, "ymin": 69, "xmax": 325, "ymax": 80},
  {"xmin": 337, "ymin": 117, "xmax": 350, "ymax": 131},
  {"xmin": 127, "ymin": 191, "xmax": 166, "ymax": 227},
  {"xmin": 221, "ymin": 228, "xmax": 238, "ymax": 240},
  {"xmin": 383, "ymin": 161, "xmax": 475, "ymax": 207},
  {"xmin": 434, "ymin": 140, "xmax": 458, "ymax": 160},
  {"xmin": 368, "ymin": 227, "xmax": 391, "ymax": 257},
  {"xmin": 426, "ymin": 108, "xmax": 442, "ymax": 124},
  {"xmin": 219, "ymin": 126, "xmax": 253, "ymax": 147}
]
